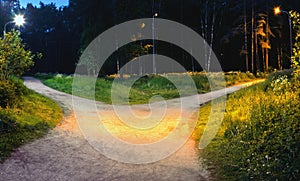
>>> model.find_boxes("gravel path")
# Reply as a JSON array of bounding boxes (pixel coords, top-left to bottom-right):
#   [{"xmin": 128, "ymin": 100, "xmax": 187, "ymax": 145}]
[{"xmin": 0, "ymin": 77, "xmax": 264, "ymax": 180}]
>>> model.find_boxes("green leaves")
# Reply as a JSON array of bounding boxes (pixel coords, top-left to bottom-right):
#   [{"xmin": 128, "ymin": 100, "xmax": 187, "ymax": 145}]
[
  {"xmin": 0, "ymin": 30, "xmax": 35, "ymax": 80},
  {"xmin": 291, "ymin": 11, "xmax": 300, "ymax": 78}
]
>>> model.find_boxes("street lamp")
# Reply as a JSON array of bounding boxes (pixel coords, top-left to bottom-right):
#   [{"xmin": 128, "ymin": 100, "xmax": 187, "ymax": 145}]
[
  {"xmin": 152, "ymin": 12, "xmax": 158, "ymax": 74},
  {"xmin": 3, "ymin": 14, "xmax": 25, "ymax": 35},
  {"xmin": 274, "ymin": 6, "xmax": 293, "ymax": 60}
]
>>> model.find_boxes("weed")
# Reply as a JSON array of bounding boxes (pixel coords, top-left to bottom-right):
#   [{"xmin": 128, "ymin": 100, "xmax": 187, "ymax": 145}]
[{"xmin": 199, "ymin": 71, "xmax": 300, "ymax": 180}]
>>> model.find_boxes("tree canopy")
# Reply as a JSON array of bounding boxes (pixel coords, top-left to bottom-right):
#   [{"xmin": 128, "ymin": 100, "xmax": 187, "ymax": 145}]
[{"xmin": 1, "ymin": 0, "xmax": 299, "ymax": 74}]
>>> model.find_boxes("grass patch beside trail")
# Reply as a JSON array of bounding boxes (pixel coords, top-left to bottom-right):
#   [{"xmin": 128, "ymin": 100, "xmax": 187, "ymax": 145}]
[
  {"xmin": 196, "ymin": 70, "xmax": 299, "ymax": 180},
  {"xmin": 36, "ymin": 72, "xmax": 257, "ymax": 104},
  {"xmin": 0, "ymin": 82, "xmax": 63, "ymax": 163}
]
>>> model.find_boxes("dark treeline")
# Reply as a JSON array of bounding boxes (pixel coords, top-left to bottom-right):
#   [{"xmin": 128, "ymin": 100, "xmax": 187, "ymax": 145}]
[{"xmin": 1, "ymin": 0, "xmax": 299, "ymax": 74}]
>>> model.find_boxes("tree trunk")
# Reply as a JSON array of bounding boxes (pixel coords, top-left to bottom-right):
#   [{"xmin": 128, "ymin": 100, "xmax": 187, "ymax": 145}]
[
  {"xmin": 251, "ymin": 2, "xmax": 255, "ymax": 73},
  {"xmin": 191, "ymin": 48, "xmax": 195, "ymax": 72},
  {"xmin": 262, "ymin": 48, "xmax": 265, "ymax": 71},
  {"xmin": 207, "ymin": 2, "xmax": 216, "ymax": 72},
  {"xmin": 204, "ymin": 0, "xmax": 208, "ymax": 71},
  {"xmin": 277, "ymin": 47, "xmax": 283, "ymax": 70},
  {"xmin": 244, "ymin": 0, "xmax": 249, "ymax": 72},
  {"xmin": 266, "ymin": 5, "xmax": 269, "ymax": 73},
  {"xmin": 255, "ymin": 30, "xmax": 260, "ymax": 72},
  {"xmin": 266, "ymin": 48, "xmax": 269, "ymax": 72}
]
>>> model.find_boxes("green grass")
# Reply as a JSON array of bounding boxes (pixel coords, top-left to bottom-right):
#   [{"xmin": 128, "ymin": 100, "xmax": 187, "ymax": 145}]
[
  {"xmin": 0, "ymin": 86, "xmax": 63, "ymax": 162},
  {"xmin": 196, "ymin": 71, "xmax": 300, "ymax": 180},
  {"xmin": 36, "ymin": 72, "xmax": 257, "ymax": 104}
]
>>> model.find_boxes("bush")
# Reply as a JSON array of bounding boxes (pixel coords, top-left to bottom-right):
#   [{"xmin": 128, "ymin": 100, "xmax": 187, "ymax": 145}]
[
  {"xmin": 0, "ymin": 79, "xmax": 28, "ymax": 108},
  {"xmin": 0, "ymin": 30, "xmax": 36, "ymax": 80},
  {"xmin": 0, "ymin": 110, "xmax": 19, "ymax": 133}
]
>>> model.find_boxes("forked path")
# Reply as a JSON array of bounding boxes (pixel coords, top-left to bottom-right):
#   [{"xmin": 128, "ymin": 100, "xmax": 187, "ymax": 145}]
[{"xmin": 0, "ymin": 77, "xmax": 264, "ymax": 180}]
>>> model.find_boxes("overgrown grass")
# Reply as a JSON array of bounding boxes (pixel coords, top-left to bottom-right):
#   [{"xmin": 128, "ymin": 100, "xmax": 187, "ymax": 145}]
[
  {"xmin": 0, "ymin": 81, "xmax": 63, "ymax": 162},
  {"xmin": 36, "ymin": 72, "xmax": 257, "ymax": 104},
  {"xmin": 197, "ymin": 70, "xmax": 299, "ymax": 180}
]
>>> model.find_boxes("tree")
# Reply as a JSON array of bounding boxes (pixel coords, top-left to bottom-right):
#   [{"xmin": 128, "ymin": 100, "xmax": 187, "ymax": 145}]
[
  {"xmin": 21, "ymin": 2, "xmax": 80, "ymax": 73},
  {"xmin": 256, "ymin": 14, "xmax": 275, "ymax": 72},
  {"xmin": 290, "ymin": 10, "xmax": 300, "ymax": 77},
  {"xmin": 69, "ymin": 0, "xmax": 114, "ymax": 50},
  {"xmin": 0, "ymin": 30, "xmax": 36, "ymax": 80},
  {"xmin": 198, "ymin": 0, "xmax": 227, "ymax": 72}
]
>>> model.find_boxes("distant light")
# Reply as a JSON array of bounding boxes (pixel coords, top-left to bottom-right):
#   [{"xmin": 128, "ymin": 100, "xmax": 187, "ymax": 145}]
[
  {"xmin": 154, "ymin": 13, "xmax": 158, "ymax": 17},
  {"xmin": 274, "ymin": 7, "xmax": 281, "ymax": 15},
  {"xmin": 14, "ymin": 14, "xmax": 25, "ymax": 26}
]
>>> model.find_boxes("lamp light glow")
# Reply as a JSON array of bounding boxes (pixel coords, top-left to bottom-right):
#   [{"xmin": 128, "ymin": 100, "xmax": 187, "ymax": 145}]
[
  {"xmin": 274, "ymin": 7, "xmax": 281, "ymax": 15},
  {"xmin": 13, "ymin": 14, "xmax": 25, "ymax": 26}
]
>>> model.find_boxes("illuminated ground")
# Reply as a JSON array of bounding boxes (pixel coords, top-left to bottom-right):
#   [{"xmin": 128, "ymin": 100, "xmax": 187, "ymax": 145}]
[{"xmin": 0, "ymin": 77, "xmax": 263, "ymax": 180}]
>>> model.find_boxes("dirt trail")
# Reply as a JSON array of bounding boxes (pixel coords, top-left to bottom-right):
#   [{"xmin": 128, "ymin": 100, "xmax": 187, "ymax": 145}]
[{"xmin": 0, "ymin": 77, "xmax": 264, "ymax": 180}]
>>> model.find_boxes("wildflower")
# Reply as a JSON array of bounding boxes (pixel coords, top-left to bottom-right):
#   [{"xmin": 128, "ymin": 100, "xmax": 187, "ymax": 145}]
[{"xmin": 55, "ymin": 74, "xmax": 63, "ymax": 78}]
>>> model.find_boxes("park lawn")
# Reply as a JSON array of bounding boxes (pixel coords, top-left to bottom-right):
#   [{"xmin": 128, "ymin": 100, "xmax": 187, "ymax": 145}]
[
  {"xmin": 0, "ymin": 88, "xmax": 63, "ymax": 162},
  {"xmin": 36, "ymin": 72, "xmax": 257, "ymax": 104},
  {"xmin": 196, "ymin": 70, "xmax": 299, "ymax": 180}
]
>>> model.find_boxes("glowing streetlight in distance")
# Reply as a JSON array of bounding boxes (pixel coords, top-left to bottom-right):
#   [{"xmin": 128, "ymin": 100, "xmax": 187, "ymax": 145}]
[
  {"xmin": 273, "ymin": 6, "xmax": 293, "ymax": 60},
  {"xmin": 13, "ymin": 14, "xmax": 25, "ymax": 26},
  {"xmin": 274, "ymin": 7, "xmax": 281, "ymax": 15}
]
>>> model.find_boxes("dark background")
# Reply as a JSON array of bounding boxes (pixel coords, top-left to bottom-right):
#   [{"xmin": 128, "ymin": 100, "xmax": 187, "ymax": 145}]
[{"xmin": 1, "ymin": 0, "xmax": 299, "ymax": 74}]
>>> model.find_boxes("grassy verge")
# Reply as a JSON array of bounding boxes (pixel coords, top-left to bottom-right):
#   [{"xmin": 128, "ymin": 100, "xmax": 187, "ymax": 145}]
[
  {"xmin": 36, "ymin": 72, "xmax": 257, "ymax": 104},
  {"xmin": 197, "ymin": 70, "xmax": 299, "ymax": 180},
  {"xmin": 0, "ymin": 80, "xmax": 63, "ymax": 163}
]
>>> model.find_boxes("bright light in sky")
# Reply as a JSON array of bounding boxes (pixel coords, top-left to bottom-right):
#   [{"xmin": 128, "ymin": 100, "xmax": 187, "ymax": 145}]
[
  {"xmin": 14, "ymin": 14, "xmax": 25, "ymax": 26},
  {"xmin": 19, "ymin": 0, "xmax": 69, "ymax": 8}
]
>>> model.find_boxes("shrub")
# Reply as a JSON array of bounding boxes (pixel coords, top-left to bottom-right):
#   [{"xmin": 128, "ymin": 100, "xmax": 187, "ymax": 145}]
[
  {"xmin": 0, "ymin": 79, "xmax": 28, "ymax": 108},
  {"xmin": 0, "ymin": 30, "xmax": 36, "ymax": 80},
  {"xmin": 0, "ymin": 110, "xmax": 19, "ymax": 133}
]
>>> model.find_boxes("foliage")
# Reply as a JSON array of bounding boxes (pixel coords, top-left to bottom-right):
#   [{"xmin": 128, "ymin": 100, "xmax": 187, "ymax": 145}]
[
  {"xmin": 22, "ymin": 2, "xmax": 80, "ymax": 73},
  {"xmin": 269, "ymin": 75, "xmax": 292, "ymax": 94},
  {"xmin": 0, "ymin": 30, "xmax": 35, "ymax": 80},
  {"xmin": 0, "ymin": 78, "xmax": 29, "ymax": 108},
  {"xmin": 36, "ymin": 72, "xmax": 256, "ymax": 104},
  {"xmin": 0, "ymin": 85, "xmax": 63, "ymax": 162},
  {"xmin": 291, "ymin": 10, "xmax": 300, "ymax": 78},
  {"xmin": 1, "ymin": 1, "xmax": 299, "ymax": 74},
  {"xmin": 200, "ymin": 72, "xmax": 300, "ymax": 179},
  {"xmin": 0, "ymin": 30, "xmax": 37, "ymax": 108}
]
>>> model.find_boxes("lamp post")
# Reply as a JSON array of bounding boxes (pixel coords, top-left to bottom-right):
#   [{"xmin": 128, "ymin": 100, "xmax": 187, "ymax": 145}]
[
  {"xmin": 274, "ymin": 7, "xmax": 293, "ymax": 60},
  {"xmin": 3, "ymin": 14, "xmax": 25, "ymax": 36},
  {"xmin": 152, "ymin": 13, "xmax": 158, "ymax": 74},
  {"xmin": 139, "ymin": 22, "xmax": 145, "ymax": 75}
]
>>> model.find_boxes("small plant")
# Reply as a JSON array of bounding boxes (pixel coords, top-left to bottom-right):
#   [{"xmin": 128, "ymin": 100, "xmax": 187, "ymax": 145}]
[{"xmin": 269, "ymin": 75, "xmax": 292, "ymax": 94}]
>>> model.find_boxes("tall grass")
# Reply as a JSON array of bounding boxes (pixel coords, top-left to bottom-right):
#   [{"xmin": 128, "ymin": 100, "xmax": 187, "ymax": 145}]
[{"xmin": 199, "ymin": 70, "xmax": 299, "ymax": 180}]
